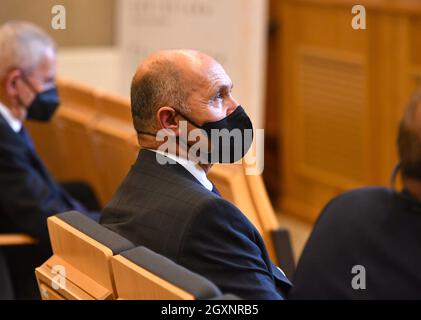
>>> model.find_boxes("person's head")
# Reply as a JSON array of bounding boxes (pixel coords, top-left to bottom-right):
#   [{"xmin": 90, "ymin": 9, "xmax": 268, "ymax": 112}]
[
  {"xmin": 0, "ymin": 21, "xmax": 58, "ymax": 121},
  {"xmin": 130, "ymin": 50, "xmax": 239, "ymax": 146},
  {"xmin": 398, "ymin": 89, "xmax": 421, "ymax": 182}
]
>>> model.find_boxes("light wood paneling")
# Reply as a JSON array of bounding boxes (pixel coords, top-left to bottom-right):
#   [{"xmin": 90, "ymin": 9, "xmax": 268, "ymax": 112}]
[{"xmin": 276, "ymin": 0, "xmax": 421, "ymax": 221}]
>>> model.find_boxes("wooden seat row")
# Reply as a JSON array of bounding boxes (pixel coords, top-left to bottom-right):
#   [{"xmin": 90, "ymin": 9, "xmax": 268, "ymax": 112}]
[{"xmin": 36, "ymin": 211, "xmax": 227, "ymax": 300}]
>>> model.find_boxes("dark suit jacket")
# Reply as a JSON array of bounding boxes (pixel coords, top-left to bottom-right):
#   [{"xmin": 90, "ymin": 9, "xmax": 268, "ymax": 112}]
[
  {"xmin": 290, "ymin": 187, "xmax": 421, "ymax": 300},
  {"xmin": 0, "ymin": 113, "xmax": 84, "ymax": 299},
  {"xmin": 101, "ymin": 149, "xmax": 292, "ymax": 299}
]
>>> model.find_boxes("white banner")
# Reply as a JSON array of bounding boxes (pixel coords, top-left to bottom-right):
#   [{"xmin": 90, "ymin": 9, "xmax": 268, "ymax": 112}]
[{"xmin": 116, "ymin": 0, "xmax": 268, "ymax": 128}]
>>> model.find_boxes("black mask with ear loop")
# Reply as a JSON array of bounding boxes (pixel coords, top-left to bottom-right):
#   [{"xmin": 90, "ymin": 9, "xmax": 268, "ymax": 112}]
[
  {"xmin": 136, "ymin": 105, "xmax": 254, "ymax": 164},
  {"xmin": 174, "ymin": 105, "xmax": 254, "ymax": 164},
  {"xmin": 391, "ymin": 162, "xmax": 421, "ymax": 213},
  {"xmin": 19, "ymin": 73, "xmax": 60, "ymax": 122}
]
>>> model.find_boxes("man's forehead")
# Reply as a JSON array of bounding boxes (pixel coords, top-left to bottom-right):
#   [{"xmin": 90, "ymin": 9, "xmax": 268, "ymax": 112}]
[
  {"xmin": 189, "ymin": 57, "xmax": 232, "ymax": 89},
  {"xmin": 207, "ymin": 64, "xmax": 232, "ymax": 87}
]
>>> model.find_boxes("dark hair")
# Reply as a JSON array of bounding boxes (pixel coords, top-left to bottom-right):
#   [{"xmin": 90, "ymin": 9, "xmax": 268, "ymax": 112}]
[
  {"xmin": 398, "ymin": 89, "xmax": 421, "ymax": 180},
  {"xmin": 130, "ymin": 59, "xmax": 189, "ymax": 133}
]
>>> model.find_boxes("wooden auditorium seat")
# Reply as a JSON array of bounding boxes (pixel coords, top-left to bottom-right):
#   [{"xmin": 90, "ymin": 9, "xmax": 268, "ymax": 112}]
[
  {"xmin": 91, "ymin": 92, "xmax": 139, "ymax": 204},
  {"xmin": 51, "ymin": 79, "xmax": 101, "ymax": 190},
  {"xmin": 245, "ymin": 170, "xmax": 296, "ymax": 278},
  {"xmin": 208, "ymin": 164, "xmax": 295, "ymax": 278},
  {"xmin": 35, "ymin": 211, "xmax": 134, "ymax": 300},
  {"xmin": 24, "ymin": 118, "xmax": 64, "ymax": 178},
  {"xmin": 111, "ymin": 247, "xmax": 222, "ymax": 300}
]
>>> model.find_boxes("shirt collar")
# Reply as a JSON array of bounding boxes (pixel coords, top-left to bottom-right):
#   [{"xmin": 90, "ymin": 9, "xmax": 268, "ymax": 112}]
[
  {"xmin": 148, "ymin": 148, "xmax": 213, "ymax": 191},
  {"xmin": 0, "ymin": 102, "xmax": 23, "ymax": 133}
]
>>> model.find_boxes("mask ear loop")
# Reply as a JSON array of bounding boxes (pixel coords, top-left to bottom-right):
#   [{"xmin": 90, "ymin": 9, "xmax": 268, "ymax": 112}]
[
  {"xmin": 390, "ymin": 162, "xmax": 401, "ymax": 191},
  {"xmin": 135, "ymin": 107, "xmax": 196, "ymax": 136},
  {"xmin": 136, "ymin": 108, "xmax": 209, "ymax": 163},
  {"xmin": 135, "ymin": 112, "xmax": 191, "ymax": 154},
  {"xmin": 15, "ymin": 71, "xmax": 38, "ymax": 108},
  {"xmin": 18, "ymin": 71, "xmax": 38, "ymax": 94},
  {"xmin": 174, "ymin": 109, "xmax": 202, "ymax": 129}
]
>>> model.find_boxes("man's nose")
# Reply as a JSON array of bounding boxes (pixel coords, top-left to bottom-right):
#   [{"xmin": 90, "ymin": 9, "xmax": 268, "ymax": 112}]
[{"xmin": 226, "ymin": 98, "xmax": 238, "ymax": 116}]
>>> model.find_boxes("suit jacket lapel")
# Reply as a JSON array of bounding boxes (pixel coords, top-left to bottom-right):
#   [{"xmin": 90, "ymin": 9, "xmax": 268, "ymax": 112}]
[{"xmin": 18, "ymin": 126, "xmax": 54, "ymax": 184}]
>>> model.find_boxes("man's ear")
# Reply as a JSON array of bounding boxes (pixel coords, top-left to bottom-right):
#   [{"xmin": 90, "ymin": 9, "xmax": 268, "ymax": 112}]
[
  {"xmin": 3, "ymin": 69, "xmax": 22, "ymax": 97},
  {"xmin": 156, "ymin": 107, "xmax": 178, "ymax": 132}
]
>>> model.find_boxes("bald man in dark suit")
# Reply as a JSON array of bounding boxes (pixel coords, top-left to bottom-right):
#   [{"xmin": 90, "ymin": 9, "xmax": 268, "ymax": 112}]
[{"xmin": 101, "ymin": 50, "xmax": 292, "ymax": 299}]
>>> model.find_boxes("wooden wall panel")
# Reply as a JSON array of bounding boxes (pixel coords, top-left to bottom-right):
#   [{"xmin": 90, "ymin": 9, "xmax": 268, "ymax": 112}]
[
  {"xmin": 264, "ymin": 0, "xmax": 284, "ymax": 203},
  {"xmin": 295, "ymin": 47, "xmax": 368, "ymax": 188},
  {"xmin": 0, "ymin": 0, "xmax": 116, "ymax": 47},
  {"xmin": 276, "ymin": 0, "xmax": 421, "ymax": 222}
]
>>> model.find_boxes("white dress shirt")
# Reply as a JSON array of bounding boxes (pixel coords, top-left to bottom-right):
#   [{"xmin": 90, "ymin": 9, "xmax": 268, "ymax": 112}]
[
  {"xmin": 148, "ymin": 148, "xmax": 213, "ymax": 191},
  {"xmin": 0, "ymin": 102, "xmax": 22, "ymax": 133}
]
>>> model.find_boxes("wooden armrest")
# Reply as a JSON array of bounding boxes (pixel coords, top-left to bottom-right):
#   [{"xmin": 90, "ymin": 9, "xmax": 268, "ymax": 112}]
[{"xmin": 0, "ymin": 234, "xmax": 36, "ymax": 246}]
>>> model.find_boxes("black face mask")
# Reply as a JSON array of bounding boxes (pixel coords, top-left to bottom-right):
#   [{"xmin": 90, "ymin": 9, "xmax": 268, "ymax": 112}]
[
  {"xmin": 20, "ymin": 75, "xmax": 60, "ymax": 122},
  {"xmin": 176, "ymin": 105, "xmax": 254, "ymax": 164},
  {"xmin": 137, "ymin": 105, "xmax": 253, "ymax": 164}
]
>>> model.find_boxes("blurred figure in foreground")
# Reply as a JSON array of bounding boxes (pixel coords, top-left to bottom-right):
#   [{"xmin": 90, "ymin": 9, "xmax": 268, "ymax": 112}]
[{"xmin": 290, "ymin": 89, "xmax": 421, "ymax": 299}]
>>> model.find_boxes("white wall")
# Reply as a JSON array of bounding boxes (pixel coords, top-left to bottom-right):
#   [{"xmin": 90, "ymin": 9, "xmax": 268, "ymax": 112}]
[
  {"xmin": 57, "ymin": 47, "xmax": 123, "ymax": 95},
  {"xmin": 116, "ymin": 0, "xmax": 268, "ymax": 128}
]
